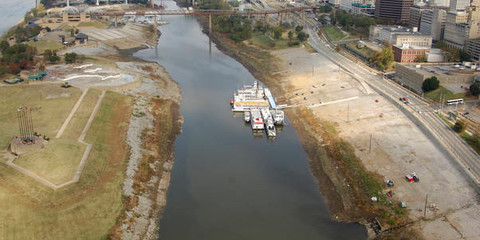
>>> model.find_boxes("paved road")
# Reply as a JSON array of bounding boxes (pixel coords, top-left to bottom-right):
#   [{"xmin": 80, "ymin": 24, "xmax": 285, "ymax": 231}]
[{"xmin": 298, "ymin": 19, "xmax": 480, "ymax": 190}]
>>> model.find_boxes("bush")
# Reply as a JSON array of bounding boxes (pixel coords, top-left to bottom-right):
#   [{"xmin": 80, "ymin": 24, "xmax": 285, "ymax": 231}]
[
  {"xmin": 470, "ymin": 82, "xmax": 480, "ymax": 96},
  {"xmin": 287, "ymin": 41, "xmax": 300, "ymax": 47},
  {"xmin": 422, "ymin": 76, "xmax": 440, "ymax": 92},
  {"xmin": 65, "ymin": 52, "xmax": 77, "ymax": 64},
  {"xmin": 453, "ymin": 121, "xmax": 466, "ymax": 133}
]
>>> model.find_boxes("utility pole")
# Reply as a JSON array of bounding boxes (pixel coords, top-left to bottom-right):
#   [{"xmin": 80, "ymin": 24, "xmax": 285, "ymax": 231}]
[
  {"xmin": 347, "ymin": 102, "xmax": 350, "ymax": 122},
  {"xmin": 424, "ymin": 194, "xmax": 428, "ymax": 218},
  {"xmin": 369, "ymin": 134, "xmax": 372, "ymax": 153}
]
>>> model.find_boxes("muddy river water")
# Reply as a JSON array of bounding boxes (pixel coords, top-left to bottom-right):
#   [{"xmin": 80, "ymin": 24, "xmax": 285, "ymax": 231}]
[{"xmin": 134, "ymin": 2, "xmax": 367, "ymax": 239}]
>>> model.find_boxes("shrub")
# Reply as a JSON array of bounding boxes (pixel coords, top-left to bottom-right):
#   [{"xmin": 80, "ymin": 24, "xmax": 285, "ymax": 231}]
[
  {"xmin": 453, "ymin": 121, "xmax": 466, "ymax": 133},
  {"xmin": 287, "ymin": 41, "xmax": 299, "ymax": 47},
  {"xmin": 422, "ymin": 76, "xmax": 440, "ymax": 92},
  {"xmin": 470, "ymin": 82, "xmax": 480, "ymax": 96}
]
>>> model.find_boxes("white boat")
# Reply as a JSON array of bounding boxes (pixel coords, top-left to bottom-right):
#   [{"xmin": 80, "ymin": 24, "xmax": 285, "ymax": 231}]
[
  {"xmin": 231, "ymin": 81, "xmax": 269, "ymax": 112},
  {"xmin": 261, "ymin": 108, "xmax": 276, "ymax": 137},
  {"xmin": 250, "ymin": 109, "xmax": 264, "ymax": 130},
  {"xmin": 265, "ymin": 118, "xmax": 276, "ymax": 137},
  {"xmin": 244, "ymin": 111, "xmax": 251, "ymax": 123},
  {"xmin": 271, "ymin": 109, "xmax": 285, "ymax": 125}
]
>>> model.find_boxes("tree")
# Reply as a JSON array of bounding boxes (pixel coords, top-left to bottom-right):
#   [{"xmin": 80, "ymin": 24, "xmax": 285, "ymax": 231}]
[
  {"xmin": 288, "ymin": 31, "xmax": 294, "ymax": 42},
  {"xmin": 295, "ymin": 25, "xmax": 304, "ymax": 33},
  {"xmin": 422, "ymin": 76, "xmax": 440, "ymax": 92},
  {"xmin": 470, "ymin": 82, "xmax": 480, "ymax": 96},
  {"xmin": 297, "ymin": 31, "xmax": 309, "ymax": 41},
  {"xmin": 0, "ymin": 40, "xmax": 9, "ymax": 52},
  {"xmin": 371, "ymin": 46, "xmax": 394, "ymax": 70},
  {"xmin": 0, "ymin": 65, "xmax": 7, "ymax": 76},
  {"xmin": 453, "ymin": 121, "xmax": 466, "ymax": 133},
  {"xmin": 272, "ymin": 27, "xmax": 282, "ymax": 39},
  {"xmin": 8, "ymin": 62, "xmax": 21, "ymax": 74},
  {"xmin": 416, "ymin": 54, "xmax": 427, "ymax": 63},
  {"xmin": 65, "ymin": 52, "xmax": 77, "ymax": 64},
  {"xmin": 459, "ymin": 49, "xmax": 472, "ymax": 62}
]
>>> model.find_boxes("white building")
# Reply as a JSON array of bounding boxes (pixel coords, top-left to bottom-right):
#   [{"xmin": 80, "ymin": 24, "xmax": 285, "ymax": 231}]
[
  {"xmin": 449, "ymin": 0, "xmax": 470, "ymax": 11},
  {"xmin": 372, "ymin": 25, "xmax": 433, "ymax": 47}
]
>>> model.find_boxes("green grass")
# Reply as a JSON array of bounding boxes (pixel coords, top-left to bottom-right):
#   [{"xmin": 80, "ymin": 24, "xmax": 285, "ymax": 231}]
[
  {"xmin": 462, "ymin": 133, "xmax": 480, "ymax": 154},
  {"xmin": 60, "ymin": 88, "xmax": 102, "ymax": 140},
  {"xmin": 425, "ymin": 86, "xmax": 476, "ymax": 102},
  {"xmin": 0, "ymin": 91, "xmax": 132, "ymax": 239},
  {"xmin": 0, "ymin": 84, "xmax": 82, "ymax": 151},
  {"xmin": 28, "ymin": 40, "xmax": 64, "ymax": 53},
  {"xmin": 250, "ymin": 31, "xmax": 303, "ymax": 50},
  {"xmin": 346, "ymin": 42, "xmax": 377, "ymax": 58},
  {"xmin": 15, "ymin": 139, "xmax": 86, "ymax": 185},
  {"xmin": 322, "ymin": 26, "xmax": 345, "ymax": 42}
]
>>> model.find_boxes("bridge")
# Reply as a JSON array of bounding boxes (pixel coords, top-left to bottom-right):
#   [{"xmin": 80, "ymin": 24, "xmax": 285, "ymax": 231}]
[{"xmin": 90, "ymin": 6, "xmax": 318, "ymax": 17}]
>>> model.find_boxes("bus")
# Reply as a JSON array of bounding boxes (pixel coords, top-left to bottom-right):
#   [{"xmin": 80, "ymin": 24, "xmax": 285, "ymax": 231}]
[{"xmin": 446, "ymin": 99, "xmax": 464, "ymax": 105}]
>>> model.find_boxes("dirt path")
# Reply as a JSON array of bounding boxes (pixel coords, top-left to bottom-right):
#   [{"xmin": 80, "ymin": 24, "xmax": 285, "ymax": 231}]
[
  {"xmin": 6, "ymin": 90, "xmax": 106, "ymax": 190},
  {"xmin": 55, "ymin": 88, "xmax": 89, "ymax": 139}
]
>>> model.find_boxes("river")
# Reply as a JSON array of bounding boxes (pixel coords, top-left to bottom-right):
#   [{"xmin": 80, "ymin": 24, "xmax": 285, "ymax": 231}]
[
  {"xmin": 0, "ymin": 0, "xmax": 36, "ymax": 36},
  {"xmin": 2, "ymin": 1, "xmax": 367, "ymax": 239},
  {"xmin": 134, "ymin": 1, "xmax": 367, "ymax": 239}
]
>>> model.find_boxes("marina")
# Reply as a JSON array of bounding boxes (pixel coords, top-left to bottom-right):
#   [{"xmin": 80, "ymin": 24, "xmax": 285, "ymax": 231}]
[{"xmin": 231, "ymin": 81, "xmax": 284, "ymax": 138}]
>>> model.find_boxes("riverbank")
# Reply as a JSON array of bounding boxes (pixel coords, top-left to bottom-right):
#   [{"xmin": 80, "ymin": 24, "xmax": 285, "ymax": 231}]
[
  {"xmin": 0, "ymin": 8, "xmax": 182, "ymax": 239},
  {"xmin": 196, "ymin": 17, "xmax": 423, "ymax": 239}
]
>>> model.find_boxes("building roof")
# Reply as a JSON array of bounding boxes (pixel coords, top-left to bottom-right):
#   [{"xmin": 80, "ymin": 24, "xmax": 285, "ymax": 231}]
[
  {"xmin": 402, "ymin": 63, "xmax": 480, "ymax": 76},
  {"xmin": 75, "ymin": 33, "xmax": 88, "ymax": 39}
]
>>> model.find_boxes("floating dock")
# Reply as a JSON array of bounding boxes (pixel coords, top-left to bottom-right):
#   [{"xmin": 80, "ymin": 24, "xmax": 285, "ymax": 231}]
[{"xmin": 230, "ymin": 81, "xmax": 284, "ymax": 138}]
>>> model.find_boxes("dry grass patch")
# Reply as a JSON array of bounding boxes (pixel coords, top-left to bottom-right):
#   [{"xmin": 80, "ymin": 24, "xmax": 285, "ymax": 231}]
[
  {"xmin": 0, "ymin": 91, "xmax": 132, "ymax": 239},
  {"xmin": 0, "ymin": 84, "xmax": 82, "ymax": 150}
]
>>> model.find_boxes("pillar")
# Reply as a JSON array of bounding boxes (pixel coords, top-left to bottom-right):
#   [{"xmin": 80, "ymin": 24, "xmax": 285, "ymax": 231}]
[
  {"xmin": 208, "ymin": 14, "xmax": 212, "ymax": 36},
  {"xmin": 154, "ymin": 14, "xmax": 158, "ymax": 36},
  {"xmin": 278, "ymin": 13, "xmax": 282, "ymax": 26},
  {"xmin": 67, "ymin": 0, "xmax": 70, "ymax": 7},
  {"xmin": 285, "ymin": 12, "xmax": 289, "ymax": 21},
  {"xmin": 300, "ymin": 10, "xmax": 304, "ymax": 19},
  {"xmin": 264, "ymin": 13, "xmax": 269, "ymax": 26},
  {"xmin": 208, "ymin": 14, "xmax": 212, "ymax": 55},
  {"xmin": 125, "ymin": 0, "xmax": 128, "ymax": 5},
  {"xmin": 115, "ymin": 15, "xmax": 118, "ymax": 27},
  {"xmin": 96, "ymin": 0, "xmax": 99, "ymax": 6}
]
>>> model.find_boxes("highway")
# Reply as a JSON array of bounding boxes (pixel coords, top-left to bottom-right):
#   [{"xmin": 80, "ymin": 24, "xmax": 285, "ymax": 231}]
[{"xmin": 298, "ymin": 18, "xmax": 480, "ymax": 190}]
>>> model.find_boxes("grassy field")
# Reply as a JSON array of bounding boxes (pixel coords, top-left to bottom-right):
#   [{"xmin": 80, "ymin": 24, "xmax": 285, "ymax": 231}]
[
  {"xmin": 346, "ymin": 42, "xmax": 377, "ymax": 59},
  {"xmin": 13, "ymin": 88, "xmax": 102, "ymax": 185},
  {"xmin": 250, "ymin": 31, "xmax": 303, "ymax": 50},
  {"xmin": 0, "ymin": 84, "xmax": 82, "ymax": 151},
  {"xmin": 425, "ymin": 86, "xmax": 476, "ymax": 102},
  {"xmin": 28, "ymin": 40, "xmax": 64, "ymax": 53},
  {"xmin": 15, "ymin": 139, "xmax": 86, "ymax": 184},
  {"xmin": 0, "ymin": 90, "xmax": 132, "ymax": 239},
  {"xmin": 322, "ymin": 26, "xmax": 346, "ymax": 42}
]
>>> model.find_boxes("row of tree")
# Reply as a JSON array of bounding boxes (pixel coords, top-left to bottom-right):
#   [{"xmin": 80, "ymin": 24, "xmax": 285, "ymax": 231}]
[{"xmin": 330, "ymin": 9, "xmax": 376, "ymax": 38}]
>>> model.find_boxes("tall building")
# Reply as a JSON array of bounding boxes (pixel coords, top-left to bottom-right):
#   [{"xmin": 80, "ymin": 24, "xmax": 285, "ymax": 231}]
[
  {"xmin": 443, "ymin": 5, "xmax": 480, "ymax": 48},
  {"xmin": 375, "ymin": 0, "xmax": 415, "ymax": 24},
  {"xmin": 449, "ymin": 0, "xmax": 470, "ymax": 10},
  {"xmin": 419, "ymin": 8, "xmax": 447, "ymax": 41},
  {"xmin": 409, "ymin": 3, "xmax": 430, "ymax": 28}
]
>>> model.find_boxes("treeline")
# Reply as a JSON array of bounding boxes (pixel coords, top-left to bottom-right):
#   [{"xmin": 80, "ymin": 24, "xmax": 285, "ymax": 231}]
[
  {"xmin": 214, "ymin": 15, "xmax": 252, "ymax": 42},
  {"xmin": 331, "ymin": 10, "xmax": 376, "ymax": 38},
  {"xmin": 197, "ymin": 0, "xmax": 230, "ymax": 10},
  {"xmin": 0, "ymin": 41, "xmax": 37, "ymax": 75},
  {"xmin": 314, "ymin": 4, "xmax": 333, "ymax": 13}
]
